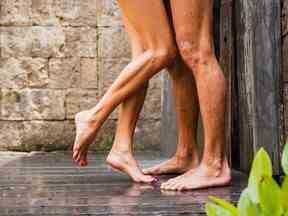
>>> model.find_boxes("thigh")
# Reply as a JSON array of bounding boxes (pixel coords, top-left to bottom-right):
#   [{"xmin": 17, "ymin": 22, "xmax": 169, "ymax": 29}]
[
  {"xmin": 117, "ymin": 0, "xmax": 174, "ymax": 49},
  {"xmin": 170, "ymin": 0, "xmax": 214, "ymax": 51}
]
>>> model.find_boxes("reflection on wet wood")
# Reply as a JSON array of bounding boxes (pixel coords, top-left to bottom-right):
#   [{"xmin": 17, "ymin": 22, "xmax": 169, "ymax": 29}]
[{"xmin": 0, "ymin": 152, "xmax": 247, "ymax": 215}]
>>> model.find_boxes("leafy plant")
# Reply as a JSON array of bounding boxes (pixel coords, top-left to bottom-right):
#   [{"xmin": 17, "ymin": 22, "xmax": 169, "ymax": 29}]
[{"xmin": 205, "ymin": 142, "xmax": 288, "ymax": 216}]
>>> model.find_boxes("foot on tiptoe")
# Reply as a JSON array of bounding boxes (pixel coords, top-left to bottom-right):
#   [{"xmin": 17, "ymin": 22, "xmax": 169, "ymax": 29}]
[
  {"xmin": 142, "ymin": 154, "xmax": 199, "ymax": 175},
  {"xmin": 160, "ymin": 158, "xmax": 231, "ymax": 191},
  {"xmin": 106, "ymin": 150, "xmax": 157, "ymax": 183},
  {"xmin": 72, "ymin": 110, "xmax": 99, "ymax": 166}
]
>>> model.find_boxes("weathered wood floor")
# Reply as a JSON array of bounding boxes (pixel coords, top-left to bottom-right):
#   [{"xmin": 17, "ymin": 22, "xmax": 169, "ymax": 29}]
[{"xmin": 0, "ymin": 152, "xmax": 247, "ymax": 216}]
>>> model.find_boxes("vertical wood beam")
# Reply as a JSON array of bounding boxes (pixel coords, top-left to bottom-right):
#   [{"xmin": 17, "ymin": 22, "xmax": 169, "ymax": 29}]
[
  {"xmin": 219, "ymin": 0, "xmax": 235, "ymax": 166},
  {"xmin": 235, "ymin": 0, "xmax": 282, "ymax": 173}
]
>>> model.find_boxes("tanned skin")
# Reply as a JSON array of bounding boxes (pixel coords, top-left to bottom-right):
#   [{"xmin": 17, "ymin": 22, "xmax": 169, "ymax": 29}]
[{"xmin": 73, "ymin": 0, "xmax": 231, "ymax": 190}]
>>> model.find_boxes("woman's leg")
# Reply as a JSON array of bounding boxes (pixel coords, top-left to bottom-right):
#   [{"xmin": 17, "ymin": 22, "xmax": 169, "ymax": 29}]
[
  {"xmin": 106, "ymin": 14, "xmax": 155, "ymax": 183},
  {"xmin": 161, "ymin": 0, "xmax": 231, "ymax": 190},
  {"xmin": 143, "ymin": 55, "xmax": 200, "ymax": 175},
  {"xmin": 72, "ymin": 0, "xmax": 176, "ymax": 166}
]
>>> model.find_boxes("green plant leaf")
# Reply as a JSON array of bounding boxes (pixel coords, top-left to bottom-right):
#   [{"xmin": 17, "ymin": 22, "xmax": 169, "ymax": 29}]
[
  {"xmin": 282, "ymin": 143, "xmax": 288, "ymax": 175},
  {"xmin": 205, "ymin": 203, "xmax": 235, "ymax": 216},
  {"xmin": 248, "ymin": 148, "xmax": 273, "ymax": 203},
  {"xmin": 238, "ymin": 188, "xmax": 260, "ymax": 216},
  {"xmin": 259, "ymin": 176, "xmax": 283, "ymax": 216},
  {"xmin": 282, "ymin": 176, "xmax": 288, "ymax": 210},
  {"xmin": 209, "ymin": 195, "xmax": 237, "ymax": 216}
]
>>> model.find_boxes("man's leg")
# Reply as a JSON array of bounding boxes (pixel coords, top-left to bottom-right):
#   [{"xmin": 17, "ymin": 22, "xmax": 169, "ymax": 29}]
[
  {"xmin": 161, "ymin": 0, "xmax": 231, "ymax": 190},
  {"xmin": 143, "ymin": 56, "xmax": 200, "ymax": 175}
]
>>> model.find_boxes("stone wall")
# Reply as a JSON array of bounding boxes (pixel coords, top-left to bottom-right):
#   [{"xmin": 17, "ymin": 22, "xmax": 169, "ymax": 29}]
[{"xmin": 0, "ymin": 0, "xmax": 162, "ymax": 151}]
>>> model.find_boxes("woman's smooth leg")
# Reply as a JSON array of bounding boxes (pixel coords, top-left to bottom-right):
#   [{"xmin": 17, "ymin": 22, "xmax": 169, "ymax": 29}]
[
  {"xmin": 72, "ymin": 0, "xmax": 176, "ymax": 167},
  {"xmin": 143, "ymin": 55, "xmax": 200, "ymax": 175},
  {"xmin": 106, "ymin": 14, "xmax": 156, "ymax": 183},
  {"xmin": 161, "ymin": 0, "xmax": 231, "ymax": 191}
]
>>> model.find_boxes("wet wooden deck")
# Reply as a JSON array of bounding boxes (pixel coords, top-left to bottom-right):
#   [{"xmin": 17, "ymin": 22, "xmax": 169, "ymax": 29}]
[{"xmin": 0, "ymin": 152, "xmax": 247, "ymax": 216}]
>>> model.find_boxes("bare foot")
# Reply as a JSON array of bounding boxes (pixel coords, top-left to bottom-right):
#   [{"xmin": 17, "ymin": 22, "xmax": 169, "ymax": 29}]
[
  {"xmin": 160, "ymin": 159, "xmax": 231, "ymax": 191},
  {"xmin": 106, "ymin": 150, "xmax": 157, "ymax": 183},
  {"xmin": 72, "ymin": 110, "xmax": 100, "ymax": 166},
  {"xmin": 142, "ymin": 155, "xmax": 199, "ymax": 175}
]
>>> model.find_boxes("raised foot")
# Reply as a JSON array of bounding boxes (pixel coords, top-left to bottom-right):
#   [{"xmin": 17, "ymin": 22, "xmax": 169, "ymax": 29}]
[
  {"xmin": 106, "ymin": 150, "xmax": 157, "ymax": 183},
  {"xmin": 160, "ymin": 159, "xmax": 231, "ymax": 191},
  {"xmin": 72, "ymin": 110, "xmax": 99, "ymax": 166},
  {"xmin": 142, "ymin": 155, "xmax": 199, "ymax": 175}
]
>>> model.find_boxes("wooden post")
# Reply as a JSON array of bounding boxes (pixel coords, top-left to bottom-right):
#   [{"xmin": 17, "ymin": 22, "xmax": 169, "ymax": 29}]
[
  {"xmin": 235, "ymin": 0, "xmax": 282, "ymax": 173},
  {"xmin": 219, "ymin": 0, "xmax": 235, "ymax": 166}
]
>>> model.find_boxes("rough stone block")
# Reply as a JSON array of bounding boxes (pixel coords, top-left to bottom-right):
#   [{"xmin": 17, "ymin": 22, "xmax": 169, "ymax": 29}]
[
  {"xmin": 97, "ymin": 0, "xmax": 122, "ymax": 27},
  {"xmin": 91, "ymin": 119, "xmax": 116, "ymax": 151},
  {"xmin": 134, "ymin": 119, "xmax": 161, "ymax": 151},
  {"xmin": 54, "ymin": 0, "xmax": 97, "ymax": 27},
  {"xmin": 24, "ymin": 57, "xmax": 49, "ymax": 88},
  {"xmin": 48, "ymin": 57, "xmax": 81, "ymax": 89},
  {"xmin": 80, "ymin": 58, "xmax": 98, "ymax": 89},
  {"xmin": 98, "ymin": 57, "xmax": 129, "ymax": 95},
  {"xmin": 1, "ymin": 89, "xmax": 29, "ymax": 120},
  {"xmin": 22, "ymin": 120, "xmax": 73, "ymax": 151},
  {"xmin": 27, "ymin": 89, "xmax": 66, "ymax": 120},
  {"xmin": 141, "ymin": 73, "xmax": 162, "ymax": 120},
  {"xmin": 62, "ymin": 27, "xmax": 97, "ymax": 57},
  {"xmin": 1, "ymin": 89, "xmax": 65, "ymax": 120},
  {"xmin": 0, "ymin": 27, "xmax": 65, "ymax": 58},
  {"xmin": 79, "ymin": 27, "xmax": 97, "ymax": 57},
  {"xmin": 0, "ymin": 58, "xmax": 27, "ymax": 89},
  {"xmin": 31, "ymin": 0, "xmax": 59, "ymax": 26},
  {"xmin": 0, "ymin": 57, "xmax": 48, "ymax": 89},
  {"xmin": 0, "ymin": 0, "xmax": 32, "ymax": 26},
  {"xmin": 65, "ymin": 89, "xmax": 98, "ymax": 119},
  {"xmin": 0, "ymin": 121, "xmax": 24, "ymax": 150},
  {"xmin": 98, "ymin": 26, "xmax": 131, "ymax": 59}
]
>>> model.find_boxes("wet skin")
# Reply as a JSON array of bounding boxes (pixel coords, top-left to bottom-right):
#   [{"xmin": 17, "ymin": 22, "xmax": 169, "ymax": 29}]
[
  {"xmin": 73, "ymin": 0, "xmax": 178, "ymax": 181},
  {"xmin": 73, "ymin": 0, "xmax": 231, "ymax": 189}
]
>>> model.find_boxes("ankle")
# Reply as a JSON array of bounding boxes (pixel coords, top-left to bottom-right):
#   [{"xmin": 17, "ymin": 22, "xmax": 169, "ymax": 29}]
[
  {"xmin": 174, "ymin": 151, "xmax": 198, "ymax": 162},
  {"xmin": 110, "ymin": 147, "xmax": 132, "ymax": 156},
  {"xmin": 201, "ymin": 156, "xmax": 223, "ymax": 170},
  {"xmin": 111, "ymin": 137, "xmax": 133, "ymax": 153}
]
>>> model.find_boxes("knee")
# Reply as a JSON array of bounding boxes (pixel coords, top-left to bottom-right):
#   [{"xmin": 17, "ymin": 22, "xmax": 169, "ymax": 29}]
[
  {"xmin": 148, "ymin": 45, "xmax": 177, "ymax": 69},
  {"xmin": 147, "ymin": 39, "xmax": 177, "ymax": 69},
  {"xmin": 177, "ymin": 40, "xmax": 214, "ymax": 71}
]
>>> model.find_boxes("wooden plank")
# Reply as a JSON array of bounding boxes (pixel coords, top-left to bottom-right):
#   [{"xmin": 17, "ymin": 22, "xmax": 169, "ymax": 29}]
[
  {"xmin": 0, "ymin": 153, "xmax": 247, "ymax": 216},
  {"xmin": 235, "ymin": 0, "xmax": 282, "ymax": 173},
  {"xmin": 219, "ymin": 0, "xmax": 235, "ymax": 166}
]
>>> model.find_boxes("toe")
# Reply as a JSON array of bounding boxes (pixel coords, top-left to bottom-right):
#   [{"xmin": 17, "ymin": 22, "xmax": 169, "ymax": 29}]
[
  {"xmin": 161, "ymin": 181, "xmax": 173, "ymax": 190},
  {"xmin": 79, "ymin": 159, "xmax": 86, "ymax": 166},
  {"xmin": 79, "ymin": 154, "xmax": 88, "ymax": 166},
  {"xmin": 168, "ymin": 182, "xmax": 179, "ymax": 191},
  {"xmin": 75, "ymin": 151, "xmax": 82, "ymax": 163},
  {"xmin": 72, "ymin": 150, "xmax": 79, "ymax": 161},
  {"xmin": 142, "ymin": 175, "xmax": 157, "ymax": 183},
  {"xmin": 177, "ymin": 184, "xmax": 187, "ymax": 191},
  {"xmin": 142, "ymin": 168, "xmax": 151, "ymax": 174}
]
